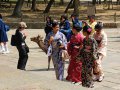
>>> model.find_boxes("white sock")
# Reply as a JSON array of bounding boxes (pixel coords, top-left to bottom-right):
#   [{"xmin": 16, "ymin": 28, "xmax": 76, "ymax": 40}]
[
  {"xmin": 1, "ymin": 44, "xmax": 5, "ymax": 52},
  {"xmin": 0, "ymin": 45, "xmax": 2, "ymax": 51},
  {"xmin": 4, "ymin": 44, "xmax": 9, "ymax": 52}
]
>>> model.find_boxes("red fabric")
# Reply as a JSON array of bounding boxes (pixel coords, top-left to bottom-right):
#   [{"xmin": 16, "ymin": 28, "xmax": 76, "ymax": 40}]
[{"xmin": 66, "ymin": 33, "xmax": 84, "ymax": 82}]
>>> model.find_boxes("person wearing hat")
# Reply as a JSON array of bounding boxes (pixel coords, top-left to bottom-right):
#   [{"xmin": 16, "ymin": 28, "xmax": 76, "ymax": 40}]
[
  {"xmin": 66, "ymin": 24, "xmax": 84, "ymax": 85},
  {"xmin": 0, "ymin": 14, "xmax": 10, "ymax": 54},
  {"xmin": 76, "ymin": 25, "xmax": 98, "ymax": 88},
  {"xmin": 93, "ymin": 22, "xmax": 107, "ymax": 82},
  {"xmin": 15, "ymin": 22, "xmax": 29, "ymax": 70}
]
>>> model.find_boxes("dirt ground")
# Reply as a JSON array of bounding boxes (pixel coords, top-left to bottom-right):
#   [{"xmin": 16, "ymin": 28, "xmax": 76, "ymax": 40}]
[{"xmin": 0, "ymin": 2, "xmax": 120, "ymax": 23}]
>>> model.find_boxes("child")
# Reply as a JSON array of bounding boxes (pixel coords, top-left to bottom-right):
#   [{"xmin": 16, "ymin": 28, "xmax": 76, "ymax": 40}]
[
  {"xmin": 76, "ymin": 25, "xmax": 98, "ymax": 88},
  {"xmin": 0, "ymin": 14, "xmax": 10, "ymax": 54}
]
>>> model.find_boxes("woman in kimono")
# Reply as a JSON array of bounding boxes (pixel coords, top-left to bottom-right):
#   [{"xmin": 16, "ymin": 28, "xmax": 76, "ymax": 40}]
[
  {"xmin": 45, "ymin": 20, "xmax": 67, "ymax": 80},
  {"xmin": 66, "ymin": 24, "xmax": 84, "ymax": 85},
  {"xmin": 76, "ymin": 25, "xmax": 98, "ymax": 88},
  {"xmin": 0, "ymin": 14, "xmax": 10, "ymax": 54},
  {"xmin": 93, "ymin": 22, "xmax": 107, "ymax": 82}
]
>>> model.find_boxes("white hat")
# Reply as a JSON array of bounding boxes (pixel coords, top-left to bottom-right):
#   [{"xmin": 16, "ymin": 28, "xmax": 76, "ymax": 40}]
[{"xmin": 19, "ymin": 22, "xmax": 27, "ymax": 28}]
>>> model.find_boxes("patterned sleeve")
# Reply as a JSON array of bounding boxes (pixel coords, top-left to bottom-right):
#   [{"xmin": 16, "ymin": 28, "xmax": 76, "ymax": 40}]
[
  {"xmin": 62, "ymin": 33, "xmax": 67, "ymax": 49},
  {"xmin": 92, "ymin": 38, "xmax": 98, "ymax": 60}
]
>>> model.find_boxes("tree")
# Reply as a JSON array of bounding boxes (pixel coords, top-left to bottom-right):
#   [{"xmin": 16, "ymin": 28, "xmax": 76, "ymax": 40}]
[
  {"xmin": 60, "ymin": 0, "xmax": 64, "ymax": 5},
  {"xmin": 99, "ymin": 0, "xmax": 102, "ymax": 4},
  {"xmin": 73, "ymin": 0, "xmax": 80, "ymax": 16},
  {"xmin": 43, "ymin": 0, "xmax": 55, "ymax": 13},
  {"xmin": 64, "ymin": 0, "xmax": 74, "ymax": 13},
  {"xmin": 92, "ymin": 0, "xmax": 96, "ymax": 5},
  {"xmin": 12, "ymin": 0, "xmax": 24, "ymax": 17},
  {"xmin": 31, "ymin": 0, "xmax": 37, "ymax": 11}
]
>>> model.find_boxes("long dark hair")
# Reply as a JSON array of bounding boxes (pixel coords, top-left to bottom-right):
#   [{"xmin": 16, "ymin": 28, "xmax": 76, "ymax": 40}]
[
  {"xmin": 46, "ymin": 16, "xmax": 52, "ymax": 22},
  {"xmin": 60, "ymin": 14, "xmax": 68, "ymax": 21},
  {"xmin": 52, "ymin": 20, "xmax": 59, "ymax": 28}
]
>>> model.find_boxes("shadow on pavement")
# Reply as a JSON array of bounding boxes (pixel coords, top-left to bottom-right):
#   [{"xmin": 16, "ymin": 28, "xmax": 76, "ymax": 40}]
[{"xmin": 27, "ymin": 68, "xmax": 55, "ymax": 71}]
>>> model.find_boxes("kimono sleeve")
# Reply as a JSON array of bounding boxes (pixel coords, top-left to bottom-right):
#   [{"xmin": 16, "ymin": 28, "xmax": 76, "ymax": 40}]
[
  {"xmin": 101, "ymin": 32, "xmax": 107, "ymax": 46},
  {"xmin": 92, "ymin": 38, "xmax": 98, "ymax": 60},
  {"xmin": 61, "ymin": 33, "xmax": 67, "ymax": 49}
]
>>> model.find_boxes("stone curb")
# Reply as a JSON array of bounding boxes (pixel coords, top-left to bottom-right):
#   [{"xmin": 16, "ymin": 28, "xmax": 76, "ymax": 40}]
[{"xmin": 6, "ymin": 22, "xmax": 120, "ymax": 29}]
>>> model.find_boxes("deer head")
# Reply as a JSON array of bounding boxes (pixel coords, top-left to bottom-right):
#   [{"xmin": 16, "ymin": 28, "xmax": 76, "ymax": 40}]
[{"xmin": 30, "ymin": 35, "xmax": 44, "ymax": 43}]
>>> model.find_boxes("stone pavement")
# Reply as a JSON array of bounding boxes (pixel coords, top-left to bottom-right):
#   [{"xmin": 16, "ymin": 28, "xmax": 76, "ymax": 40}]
[{"xmin": 0, "ymin": 28, "xmax": 120, "ymax": 90}]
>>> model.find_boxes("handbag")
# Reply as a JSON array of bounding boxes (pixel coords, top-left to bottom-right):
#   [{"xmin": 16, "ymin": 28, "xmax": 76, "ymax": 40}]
[
  {"xmin": 47, "ymin": 45, "xmax": 52, "ymax": 56},
  {"xmin": 11, "ymin": 35, "xmax": 17, "ymax": 46},
  {"xmin": 25, "ymin": 44, "xmax": 29, "ymax": 53},
  {"xmin": 61, "ymin": 50, "xmax": 70, "ymax": 60}
]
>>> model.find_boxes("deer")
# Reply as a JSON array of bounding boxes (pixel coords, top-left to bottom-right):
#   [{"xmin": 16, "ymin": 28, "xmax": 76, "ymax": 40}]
[{"xmin": 30, "ymin": 35, "xmax": 52, "ymax": 70}]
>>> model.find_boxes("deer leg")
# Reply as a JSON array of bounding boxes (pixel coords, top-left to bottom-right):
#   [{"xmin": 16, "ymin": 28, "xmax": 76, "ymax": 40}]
[{"xmin": 47, "ymin": 56, "xmax": 51, "ymax": 70}]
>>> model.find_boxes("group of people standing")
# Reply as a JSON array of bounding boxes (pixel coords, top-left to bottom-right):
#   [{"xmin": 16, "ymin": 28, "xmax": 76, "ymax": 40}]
[
  {"xmin": 0, "ymin": 13, "xmax": 107, "ymax": 88},
  {"xmin": 44, "ymin": 14, "xmax": 107, "ymax": 88}
]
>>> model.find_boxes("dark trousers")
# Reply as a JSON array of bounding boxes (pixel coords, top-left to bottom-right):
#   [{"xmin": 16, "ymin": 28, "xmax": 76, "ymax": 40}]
[{"xmin": 16, "ymin": 45, "xmax": 28, "ymax": 70}]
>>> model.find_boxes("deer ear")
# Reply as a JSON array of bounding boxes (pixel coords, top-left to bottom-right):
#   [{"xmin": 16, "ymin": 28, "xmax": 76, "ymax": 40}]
[{"xmin": 38, "ymin": 35, "xmax": 40, "ymax": 37}]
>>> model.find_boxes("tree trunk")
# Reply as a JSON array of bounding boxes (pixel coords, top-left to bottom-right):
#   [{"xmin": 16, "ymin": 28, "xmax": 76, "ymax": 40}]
[
  {"xmin": 43, "ymin": 0, "xmax": 54, "ymax": 13},
  {"xmin": 31, "ymin": 0, "xmax": 36, "ymax": 11},
  {"xmin": 64, "ymin": 0, "xmax": 74, "ymax": 13},
  {"xmin": 99, "ymin": 0, "xmax": 101, "ymax": 4},
  {"xmin": 44, "ymin": 0, "xmax": 48, "ymax": 3},
  {"xmin": 60, "ymin": 0, "xmax": 64, "ymax": 5},
  {"xmin": 27, "ymin": 0, "xmax": 31, "ymax": 7},
  {"xmin": 92, "ymin": 0, "xmax": 96, "ymax": 5},
  {"xmin": 12, "ymin": 0, "xmax": 24, "ymax": 17},
  {"xmin": 73, "ymin": 0, "xmax": 80, "ymax": 16}
]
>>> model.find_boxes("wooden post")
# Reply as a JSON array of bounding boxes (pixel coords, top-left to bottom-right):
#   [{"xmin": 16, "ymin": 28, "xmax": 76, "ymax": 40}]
[{"xmin": 114, "ymin": 12, "xmax": 116, "ymax": 22}]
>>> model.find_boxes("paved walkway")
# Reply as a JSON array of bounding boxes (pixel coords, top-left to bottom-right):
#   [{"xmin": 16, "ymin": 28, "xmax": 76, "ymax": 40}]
[{"xmin": 0, "ymin": 28, "xmax": 120, "ymax": 90}]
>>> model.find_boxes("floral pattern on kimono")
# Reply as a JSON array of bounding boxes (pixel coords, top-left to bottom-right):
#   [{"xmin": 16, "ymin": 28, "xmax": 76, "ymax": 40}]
[
  {"xmin": 76, "ymin": 37, "xmax": 98, "ymax": 87},
  {"xmin": 93, "ymin": 31, "xmax": 107, "ymax": 56}
]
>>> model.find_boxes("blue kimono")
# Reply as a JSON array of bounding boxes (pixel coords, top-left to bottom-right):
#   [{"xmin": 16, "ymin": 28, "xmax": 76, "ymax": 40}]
[
  {"xmin": 45, "ymin": 31, "xmax": 67, "ymax": 80},
  {"xmin": 0, "ymin": 19, "xmax": 10, "ymax": 42}
]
